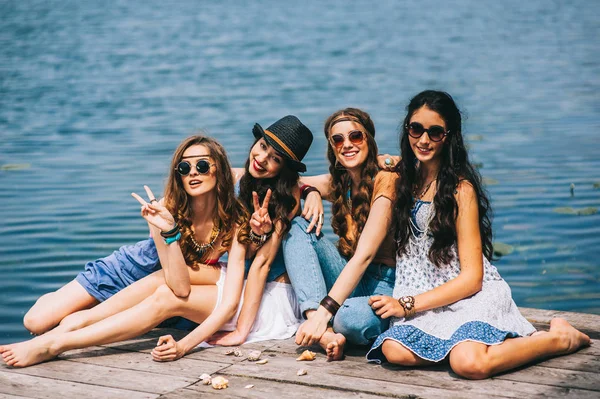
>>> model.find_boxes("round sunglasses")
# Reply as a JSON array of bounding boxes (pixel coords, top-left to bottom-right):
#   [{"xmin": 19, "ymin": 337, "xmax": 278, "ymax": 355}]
[
  {"xmin": 407, "ymin": 122, "xmax": 449, "ymax": 142},
  {"xmin": 329, "ymin": 130, "xmax": 366, "ymax": 149},
  {"xmin": 175, "ymin": 159, "xmax": 214, "ymax": 176}
]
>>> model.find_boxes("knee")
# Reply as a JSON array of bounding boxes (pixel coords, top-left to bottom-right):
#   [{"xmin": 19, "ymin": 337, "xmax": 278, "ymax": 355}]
[
  {"xmin": 150, "ymin": 284, "xmax": 181, "ymax": 313},
  {"xmin": 58, "ymin": 311, "xmax": 86, "ymax": 332},
  {"xmin": 381, "ymin": 340, "xmax": 421, "ymax": 366},
  {"xmin": 449, "ymin": 349, "xmax": 492, "ymax": 380},
  {"xmin": 23, "ymin": 294, "xmax": 53, "ymax": 334}
]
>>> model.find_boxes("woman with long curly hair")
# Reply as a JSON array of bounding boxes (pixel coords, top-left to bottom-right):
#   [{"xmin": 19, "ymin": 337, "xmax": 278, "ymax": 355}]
[
  {"xmin": 281, "ymin": 108, "xmax": 399, "ymax": 361},
  {"xmin": 1, "ymin": 117, "xmax": 314, "ymax": 366},
  {"xmin": 367, "ymin": 90, "xmax": 589, "ymax": 379}
]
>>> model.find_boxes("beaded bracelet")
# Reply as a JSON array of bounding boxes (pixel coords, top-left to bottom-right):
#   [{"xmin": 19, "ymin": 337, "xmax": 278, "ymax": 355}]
[
  {"xmin": 319, "ymin": 295, "xmax": 341, "ymax": 316},
  {"xmin": 249, "ymin": 229, "xmax": 272, "ymax": 247}
]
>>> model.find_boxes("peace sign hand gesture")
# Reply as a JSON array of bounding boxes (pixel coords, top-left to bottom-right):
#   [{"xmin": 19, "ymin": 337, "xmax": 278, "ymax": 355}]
[
  {"xmin": 250, "ymin": 189, "xmax": 273, "ymax": 235},
  {"xmin": 131, "ymin": 185, "xmax": 176, "ymax": 232}
]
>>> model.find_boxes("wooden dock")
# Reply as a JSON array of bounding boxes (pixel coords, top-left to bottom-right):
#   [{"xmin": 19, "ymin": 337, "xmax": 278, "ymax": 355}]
[{"xmin": 1, "ymin": 307, "xmax": 599, "ymax": 398}]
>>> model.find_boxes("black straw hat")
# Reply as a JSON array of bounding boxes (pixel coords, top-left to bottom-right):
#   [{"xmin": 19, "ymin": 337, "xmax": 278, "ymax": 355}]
[{"xmin": 252, "ymin": 115, "xmax": 313, "ymax": 172}]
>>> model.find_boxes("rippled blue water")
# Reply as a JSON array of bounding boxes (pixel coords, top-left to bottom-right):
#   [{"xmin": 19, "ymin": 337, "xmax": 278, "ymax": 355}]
[{"xmin": 1, "ymin": 0, "xmax": 599, "ymax": 343}]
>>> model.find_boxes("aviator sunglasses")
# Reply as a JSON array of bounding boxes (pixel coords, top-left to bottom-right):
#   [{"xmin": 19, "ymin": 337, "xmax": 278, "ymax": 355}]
[
  {"xmin": 407, "ymin": 122, "xmax": 449, "ymax": 142},
  {"xmin": 175, "ymin": 159, "xmax": 214, "ymax": 176},
  {"xmin": 329, "ymin": 130, "xmax": 366, "ymax": 149}
]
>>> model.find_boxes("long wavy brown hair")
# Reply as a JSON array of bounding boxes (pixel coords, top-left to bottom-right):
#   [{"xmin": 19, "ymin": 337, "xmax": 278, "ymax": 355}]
[
  {"xmin": 395, "ymin": 90, "xmax": 493, "ymax": 266},
  {"xmin": 324, "ymin": 108, "xmax": 379, "ymax": 258},
  {"xmin": 163, "ymin": 135, "xmax": 237, "ymax": 270},
  {"xmin": 237, "ymin": 138, "xmax": 299, "ymax": 245}
]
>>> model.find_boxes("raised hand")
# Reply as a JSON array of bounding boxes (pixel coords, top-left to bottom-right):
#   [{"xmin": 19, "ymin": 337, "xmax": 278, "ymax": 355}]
[
  {"xmin": 301, "ymin": 190, "xmax": 325, "ymax": 235},
  {"xmin": 151, "ymin": 334, "xmax": 185, "ymax": 362},
  {"xmin": 250, "ymin": 189, "xmax": 273, "ymax": 235},
  {"xmin": 131, "ymin": 185, "xmax": 176, "ymax": 232}
]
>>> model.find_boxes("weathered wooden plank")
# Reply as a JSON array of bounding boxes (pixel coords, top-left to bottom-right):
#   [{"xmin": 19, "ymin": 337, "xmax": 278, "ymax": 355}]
[
  {"xmin": 0, "ymin": 370, "xmax": 157, "ymax": 399},
  {"xmin": 533, "ymin": 353, "xmax": 600, "ymax": 373},
  {"xmin": 494, "ymin": 364, "xmax": 600, "ymax": 391},
  {"xmin": 520, "ymin": 308, "xmax": 600, "ymax": 338},
  {"xmin": 6, "ymin": 358, "xmax": 196, "ymax": 394},
  {"xmin": 163, "ymin": 376, "xmax": 392, "ymax": 399},
  {"xmin": 218, "ymin": 354, "xmax": 596, "ymax": 399},
  {"xmin": 60, "ymin": 345, "xmax": 231, "ymax": 378}
]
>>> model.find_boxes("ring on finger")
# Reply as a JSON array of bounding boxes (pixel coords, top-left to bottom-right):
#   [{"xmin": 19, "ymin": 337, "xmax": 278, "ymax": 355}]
[
  {"xmin": 318, "ymin": 213, "xmax": 324, "ymax": 225},
  {"xmin": 384, "ymin": 157, "xmax": 394, "ymax": 166},
  {"xmin": 150, "ymin": 198, "xmax": 158, "ymax": 203}
]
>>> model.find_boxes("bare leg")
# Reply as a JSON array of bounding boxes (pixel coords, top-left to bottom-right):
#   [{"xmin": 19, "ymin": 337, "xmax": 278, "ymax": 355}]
[
  {"xmin": 381, "ymin": 339, "xmax": 435, "ymax": 367},
  {"xmin": 449, "ymin": 318, "xmax": 591, "ymax": 380},
  {"xmin": 52, "ymin": 265, "xmax": 220, "ymax": 334},
  {"xmin": 0, "ymin": 284, "xmax": 218, "ymax": 367},
  {"xmin": 23, "ymin": 281, "xmax": 98, "ymax": 335},
  {"xmin": 51, "ymin": 270, "xmax": 167, "ymax": 334}
]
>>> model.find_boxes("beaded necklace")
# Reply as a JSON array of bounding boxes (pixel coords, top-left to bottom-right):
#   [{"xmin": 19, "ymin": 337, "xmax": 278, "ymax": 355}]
[{"xmin": 189, "ymin": 224, "xmax": 220, "ymax": 260}]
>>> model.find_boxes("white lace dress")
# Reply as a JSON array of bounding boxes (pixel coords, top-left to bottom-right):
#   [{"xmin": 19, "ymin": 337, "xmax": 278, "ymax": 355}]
[{"xmin": 367, "ymin": 200, "xmax": 535, "ymax": 363}]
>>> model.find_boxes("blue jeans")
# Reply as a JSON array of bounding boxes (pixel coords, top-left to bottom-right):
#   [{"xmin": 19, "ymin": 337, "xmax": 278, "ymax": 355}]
[{"xmin": 283, "ymin": 217, "xmax": 395, "ymax": 345}]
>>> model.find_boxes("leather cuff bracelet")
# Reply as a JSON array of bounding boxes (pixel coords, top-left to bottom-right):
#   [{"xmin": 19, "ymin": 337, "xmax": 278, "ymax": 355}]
[{"xmin": 320, "ymin": 295, "xmax": 341, "ymax": 316}]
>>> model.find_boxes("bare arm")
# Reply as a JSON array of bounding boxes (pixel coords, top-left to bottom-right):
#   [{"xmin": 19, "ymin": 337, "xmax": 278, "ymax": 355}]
[
  {"xmin": 211, "ymin": 224, "xmax": 285, "ymax": 345},
  {"xmin": 151, "ymin": 228, "xmax": 247, "ymax": 360},
  {"xmin": 131, "ymin": 186, "xmax": 190, "ymax": 297},
  {"xmin": 371, "ymin": 181, "xmax": 484, "ymax": 319}
]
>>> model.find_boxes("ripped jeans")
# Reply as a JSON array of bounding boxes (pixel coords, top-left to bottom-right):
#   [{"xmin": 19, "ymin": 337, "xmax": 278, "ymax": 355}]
[{"xmin": 283, "ymin": 217, "xmax": 395, "ymax": 345}]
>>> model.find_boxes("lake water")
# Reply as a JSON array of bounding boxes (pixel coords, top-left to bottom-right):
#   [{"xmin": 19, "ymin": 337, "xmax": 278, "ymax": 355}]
[{"xmin": 1, "ymin": 0, "xmax": 599, "ymax": 343}]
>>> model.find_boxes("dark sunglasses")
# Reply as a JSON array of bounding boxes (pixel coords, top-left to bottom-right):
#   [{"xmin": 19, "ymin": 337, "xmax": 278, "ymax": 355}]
[
  {"xmin": 329, "ymin": 130, "xmax": 365, "ymax": 148},
  {"xmin": 175, "ymin": 159, "xmax": 214, "ymax": 176},
  {"xmin": 407, "ymin": 122, "xmax": 448, "ymax": 142}
]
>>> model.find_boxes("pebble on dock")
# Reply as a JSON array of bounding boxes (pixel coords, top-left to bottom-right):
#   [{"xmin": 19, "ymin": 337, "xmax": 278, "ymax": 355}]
[
  {"xmin": 211, "ymin": 376, "xmax": 229, "ymax": 390},
  {"xmin": 245, "ymin": 384, "xmax": 255, "ymax": 389},
  {"xmin": 297, "ymin": 369, "xmax": 308, "ymax": 376},
  {"xmin": 200, "ymin": 373, "xmax": 212, "ymax": 385},
  {"xmin": 247, "ymin": 350, "xmax": 262, "ymax": 361},
  {"xmin": 255, "ymin": 359, "xmax": 268, "ymax": 365}
]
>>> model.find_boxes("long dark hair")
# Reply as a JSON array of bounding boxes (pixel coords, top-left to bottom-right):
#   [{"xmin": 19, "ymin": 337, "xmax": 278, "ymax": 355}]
[
  {"xmin": 324, "ymin": 108, "xmax": 379, "ymax": 258},
  {"xmin": 163, "ymin": 135, "xmax": 237, "ymax": 269},
  {"xmin": 395, "ymin": 90, "xmax": 493, "ymax": 265},
  {"xmin": 237, "ymin": 138, "xmax": 299, "ymax": 244}
]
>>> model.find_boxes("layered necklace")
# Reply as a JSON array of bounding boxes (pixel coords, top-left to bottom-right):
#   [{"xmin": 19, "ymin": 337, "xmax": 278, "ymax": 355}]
[
  {"xmin": 412, "ymin": 178, "xmax": 437, "ymax": 201},
  {"xmin": 189, "ymin": 223, "xmax": 220, "ymax": 260}
]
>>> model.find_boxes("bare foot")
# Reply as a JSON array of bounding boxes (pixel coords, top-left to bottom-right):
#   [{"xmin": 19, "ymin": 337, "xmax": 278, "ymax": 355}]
[
  {"xmin": 0, "ymin": 336, "xmax": 60, "ymax": 367},
  {"xmin": 549, "ymin": 318, "xmax": 590, "ymax": 354},
  {"xmin": 319, "ymin": 330, "xmax": 346, "ymax": 361}
]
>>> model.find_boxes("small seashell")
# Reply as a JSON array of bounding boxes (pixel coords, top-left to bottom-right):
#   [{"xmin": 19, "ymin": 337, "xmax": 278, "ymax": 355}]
[
  {"xmin": 247, "ymin": 350, "xmax": 262, "ymax": 361},
  {"xmin": 224, "ymin": 348, "xmax": 236, "ymax": 355},
  {"xmin": 296, "ymin": 350, "xmax": 316, "ymax": 361},
  {"xmin": 200, "ymin": 373, "xmax": 212, "ymax": 385},
  {"xmin": 233, "ymin": 347, "xmax": 244, "ymax": 357},
  {"xmin": 297, "ymin": 368, "xmax": 308, "ymax": 376},
  {"xmin": 211, "ymin": 376, "xmax": 229, "ymax": 390},
  {"xmin": 255, "ymin": 359, "xmax": 268, "ymax": 365},
  {"xmin": 245, "ymin": 384, "xmax": 255, "ymax": 389}
]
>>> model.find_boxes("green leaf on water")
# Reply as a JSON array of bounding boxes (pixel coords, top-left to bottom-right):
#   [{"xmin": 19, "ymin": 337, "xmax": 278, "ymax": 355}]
[
  {"xmin": 593, "ymin": 182, "xmax": 600, "ymax": 189},
  {"xmin": 553, "ymin": 207, "xmax": 597, "ymax": 216},
  {"xmin": 482, "ymin": 177, "xmax": 499, "ymax": 185},
  {"xmin": 493, "ymin": 242, "xmax": 514, "ymax": 257},
  {"xmin": 0, "ymin": 163, "xmax": 31, "ymax": 171},
  {"xmin": 467, "ymin": 134, "xmax": 483, "ymax": 141}
]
